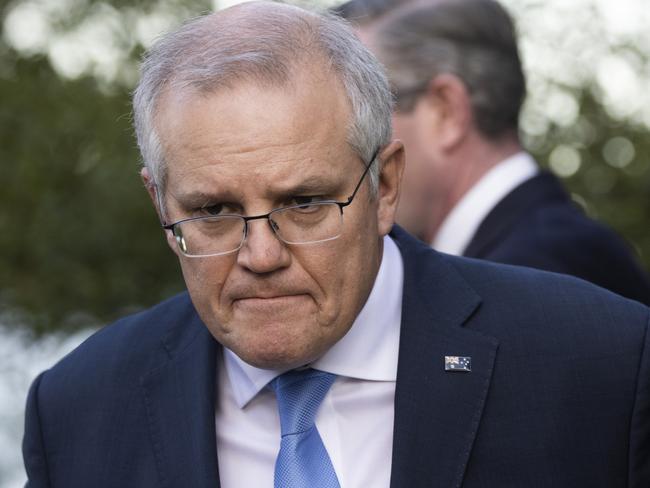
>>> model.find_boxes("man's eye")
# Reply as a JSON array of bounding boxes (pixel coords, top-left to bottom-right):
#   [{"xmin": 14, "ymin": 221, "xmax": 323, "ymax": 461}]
[
  {"xmin": 286, "ymin": 196, "xmax": 329, "ymax": 215},
  {"xmin": 290, "ymin": 196, "xmax": 322, "ymax": 207},
  {"xmin": 199, "ymin": 203, "xmax": 228, "ymax": 216}
]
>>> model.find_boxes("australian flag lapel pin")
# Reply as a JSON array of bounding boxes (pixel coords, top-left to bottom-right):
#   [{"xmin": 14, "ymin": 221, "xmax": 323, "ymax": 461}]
[{"xmin": 445, "ymin": 356, "xmax": 471, "ymax": 372}]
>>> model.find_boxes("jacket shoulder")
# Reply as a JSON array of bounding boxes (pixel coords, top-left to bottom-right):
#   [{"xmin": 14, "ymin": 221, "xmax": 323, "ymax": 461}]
[
  {"xmin": 485, "ymin": 195, "xmax": 650, "ymax": 304},
  {"xmin": 448, "ymin": 253, "xmax": 649, "ymax": 343},
  {"xmin": 35, "ymin": 292, "xmax": 201, "ymax": 402}
]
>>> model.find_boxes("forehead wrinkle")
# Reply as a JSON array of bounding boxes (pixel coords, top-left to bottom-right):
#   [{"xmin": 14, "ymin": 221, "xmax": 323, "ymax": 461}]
[
  {"xmin": 166, "ymin": 65, "xmax": 351, "ymax": 141},
  {"xmin": 169, "ymin": 138, "xmax": 348, "ymax": 175},
  {"xmin": 167, "ymin": 127, "xmax": 345, "ymax": 171},
  {"xmin": 167, "ymin": 155, "xmax": 356, "ymax": 206}
]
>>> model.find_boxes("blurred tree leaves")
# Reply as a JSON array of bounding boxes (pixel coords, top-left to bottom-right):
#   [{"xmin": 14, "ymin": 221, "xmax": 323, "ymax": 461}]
[
  {"xmin": 1, "ymin": 50, "xmax": 186, "ymax": 332},
  {"xmin": 0, "ymin": 0, "xmax": 212, "ymax": 332},
  {"xmin": 527, "ymin": 90, "xmax": 650, "ymax": 266},
  {"xmin": 1, "ymin": 0, "xmax": 649, "ymax": 333}
]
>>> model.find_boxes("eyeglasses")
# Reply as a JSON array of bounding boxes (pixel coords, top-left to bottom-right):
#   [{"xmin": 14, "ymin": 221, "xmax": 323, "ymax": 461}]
[{"xmin": 161, "ymin": 148, "xmax": 380, "ymax": 257}]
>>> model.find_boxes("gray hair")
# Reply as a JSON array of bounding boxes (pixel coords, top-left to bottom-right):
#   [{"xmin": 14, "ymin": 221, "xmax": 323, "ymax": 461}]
[
  {"xmin": 331, "ymin": 0, "xmax": 409, "ymax": 24},
  {"xmin": 337, "ymin": 0, "xmax": 525, "ymax": 139},
  {"xmin": 132, "ymin": 1, "xmax": 392, "ymax": 194}
]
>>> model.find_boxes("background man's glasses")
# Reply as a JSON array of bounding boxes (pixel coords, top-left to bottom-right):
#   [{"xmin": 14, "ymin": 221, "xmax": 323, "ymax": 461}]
[{"xmin": 162, "ymin": 148, "xmax": 380, "ymax": 257}]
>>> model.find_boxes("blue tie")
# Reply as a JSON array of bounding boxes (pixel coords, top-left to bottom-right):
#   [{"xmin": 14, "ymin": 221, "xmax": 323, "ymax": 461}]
[{"xmin": 269, "ymin": 368, "xmax": 341, "ymax": 488}]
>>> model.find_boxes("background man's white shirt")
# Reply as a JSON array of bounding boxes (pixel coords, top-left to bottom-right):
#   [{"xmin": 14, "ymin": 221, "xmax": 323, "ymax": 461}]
[
  {"xmin": 215, "ymin": 235, "xmax": 404, "ymax": 488},
  {"xmin": 433, "ymin": 152, "xmax": 538, "ymax": 255}
]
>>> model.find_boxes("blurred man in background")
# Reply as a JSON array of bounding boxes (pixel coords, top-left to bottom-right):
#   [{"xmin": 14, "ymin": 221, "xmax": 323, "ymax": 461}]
[{"xmin": 335, "ymin": 0, "xmax": 650, "ymax": 304}]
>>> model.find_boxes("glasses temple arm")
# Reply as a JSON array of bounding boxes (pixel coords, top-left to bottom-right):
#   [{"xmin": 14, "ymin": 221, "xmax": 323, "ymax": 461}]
[{"xmin": 345, "ymin": 148, "xmax": 381, "ymax": 205}]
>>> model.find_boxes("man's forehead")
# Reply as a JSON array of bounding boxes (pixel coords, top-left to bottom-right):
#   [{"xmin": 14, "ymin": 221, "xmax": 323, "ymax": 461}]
[
  {"xmin": 161, "ymin": 124, "xmax": 356, "ymax": 184},
  {"xmin": 165, "ymin": 154, "xmax": 361, "ymax": 204},
  {"xmin": 171, "ymin": 152, "xmax": 341, "ymax": 176},
  {"xmin": 159, "ymin": 60, "xmax": 349, "ymax": 125},
  {"xmin": 156, "ymin": 67, "xmax": 355, "ymax": 186}
]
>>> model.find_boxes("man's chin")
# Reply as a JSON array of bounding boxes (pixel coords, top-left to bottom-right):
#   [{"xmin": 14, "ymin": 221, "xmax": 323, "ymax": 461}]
[
  {"xmin": 217, "ymin": 316, "xmax": 324, "ymax": 370},
  {"xmin": 235, "ymin": 341, "xmax": 321, "ymax": 371}
]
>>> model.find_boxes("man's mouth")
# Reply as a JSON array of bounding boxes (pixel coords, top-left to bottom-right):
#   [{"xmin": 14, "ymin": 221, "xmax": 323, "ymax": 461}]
[{"xmin": 233, "ymin": 294, "xmax": 310, "ymax": 309}]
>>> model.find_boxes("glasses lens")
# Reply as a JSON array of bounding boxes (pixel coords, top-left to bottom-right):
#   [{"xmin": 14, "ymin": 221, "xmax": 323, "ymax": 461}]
[
  {"xmin": 271, "ymin": 202, "xmax": 343, "ymax": 244},
  {"xmin": 173, "ymin": 216, "xmax": 245, "ymax": 256}
]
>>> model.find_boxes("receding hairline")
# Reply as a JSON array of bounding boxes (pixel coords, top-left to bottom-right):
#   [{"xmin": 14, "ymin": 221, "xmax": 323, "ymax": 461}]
[
  {"xmin": 153, "ymin": 55, "xmax": 354, "ymax": 142},
  {"xmin": 134, "ymin": 0, "xmax": 394, "ymax": 196},
  {"xmin": 150, "ymin": 54, "xmax": 358, "ymax": 187},
  {"xmin": 143, "ymin": 2, "xmax": 352, "ymax": 186},
  {"xmin": 146, "ymin": 0, "xmax": 364, "ymax": 116}
]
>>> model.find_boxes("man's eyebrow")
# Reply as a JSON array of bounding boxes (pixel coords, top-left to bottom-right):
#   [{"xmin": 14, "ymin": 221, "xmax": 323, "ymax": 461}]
[
  {"xmin": 170, "ymin": 189, "xmax": 232, "ymax": 207},
  {"xmin": 168, "ymin": 175, "xmax": 347, "ymax": 206},
  {"xmin": 273, "ymin": 174, "xmax": 347, "ymax": 195}
]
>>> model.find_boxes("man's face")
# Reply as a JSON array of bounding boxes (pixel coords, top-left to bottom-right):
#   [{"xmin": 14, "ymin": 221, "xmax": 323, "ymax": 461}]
[
  {"xmin": 393, "ymin": 101, "xmax": 449, "ymax": 242},
  {"xmin": 357, "ymin": 25, "xmax": 448, "ymax": 243},
  {"xmin": 151, "ymin": 70, "xmax": 402, "ymax": 370},
  {"xmin": 392, "ymin": 106, "xmax": 440, "ymax": 241}
]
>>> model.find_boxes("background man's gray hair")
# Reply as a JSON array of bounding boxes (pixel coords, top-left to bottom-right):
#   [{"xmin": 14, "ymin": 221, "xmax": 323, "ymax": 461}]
[
  {"xmin": 336, "ymin": 0, "xmax": 526, "ymax": 140},
  {"xmin": 332, "ymin": 0, "xmax": 409, "ymax": 24},
  {"xmin": 133, "ymin": 1, "xmax": 393, "ymax": 195}
]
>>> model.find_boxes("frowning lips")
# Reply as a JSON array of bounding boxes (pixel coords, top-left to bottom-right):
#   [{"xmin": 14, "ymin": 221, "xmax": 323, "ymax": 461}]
[
  {"xmin": 227, "ymin": 279, "xmax": 313, "ymax": 303},
  {"xmin": 231, "ymin": 291, "xmax": 310, "ymax": 301},
  {"xmin": 228, "ymin": 283, "xmax": 313, "ymax": 306},
  {"xmin": 231, "ymin": 294, "xmax": 312, "ymax": 314}
]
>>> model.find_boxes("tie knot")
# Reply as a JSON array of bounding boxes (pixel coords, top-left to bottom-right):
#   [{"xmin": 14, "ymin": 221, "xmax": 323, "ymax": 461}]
[{"xmin": 269, "ymin": 369, "xmax": 336, "ymax": 436}]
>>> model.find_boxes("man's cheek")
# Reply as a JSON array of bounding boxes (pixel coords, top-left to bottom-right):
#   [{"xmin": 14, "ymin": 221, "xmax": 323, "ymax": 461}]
[{"xmin": 181, "ymin": 262, "xmax": 224, "ymax": 297}]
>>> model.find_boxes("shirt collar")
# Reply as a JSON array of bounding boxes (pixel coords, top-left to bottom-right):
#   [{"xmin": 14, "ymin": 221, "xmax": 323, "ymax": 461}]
[
  {"xmin": 433, "ymin": 151, "xmax": 538, "ymax": 255},
  {"xmin": 223, "ymin": 235, "xmax": 404, "ymax": 408}
]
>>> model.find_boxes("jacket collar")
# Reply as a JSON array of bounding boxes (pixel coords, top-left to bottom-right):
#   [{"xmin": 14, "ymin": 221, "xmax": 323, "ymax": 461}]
[{"xmin": 464, "ymin": 171, "xmax": 568, "ymax": 258}]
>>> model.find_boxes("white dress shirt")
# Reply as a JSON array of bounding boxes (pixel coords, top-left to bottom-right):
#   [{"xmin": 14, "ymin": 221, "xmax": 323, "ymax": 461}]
[
  {"xmin": 215, "ymin": 235, "xmax": 404, "ymax": 488},
  {"xmin": 433, "ymin": 151, "xmax": 538, "ymax": 256}
]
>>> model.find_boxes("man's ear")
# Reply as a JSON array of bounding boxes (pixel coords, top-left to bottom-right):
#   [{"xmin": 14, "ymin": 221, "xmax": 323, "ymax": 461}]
[
  {"xmin": 420, "ymin": 73, "xmax": 472, "ymax": 151},
  {"xmin": 140, "ymin": 167, "xmax": 160, "ymax": 216},
  {"xmin": 141, "ymin": 167, "xmax": 180, "ymax": 256},
  {"xmin": 376, "ymin": 140, "xmax": 405, "ymax": 236}
]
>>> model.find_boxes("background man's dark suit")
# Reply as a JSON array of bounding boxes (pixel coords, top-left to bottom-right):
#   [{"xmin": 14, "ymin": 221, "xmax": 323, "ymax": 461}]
[
  {"xmin": 463, "ymin": 171, "xmax": 650, "ymax": 305},
  {"xmin": 23, "ymin": 227, "xmax": 650, "ymax": 487}
]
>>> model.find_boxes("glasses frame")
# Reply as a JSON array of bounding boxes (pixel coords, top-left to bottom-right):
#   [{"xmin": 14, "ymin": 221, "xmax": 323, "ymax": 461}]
[{"xmin": 160, "ymin": 147, "xmax": 381, "ymax": 257}]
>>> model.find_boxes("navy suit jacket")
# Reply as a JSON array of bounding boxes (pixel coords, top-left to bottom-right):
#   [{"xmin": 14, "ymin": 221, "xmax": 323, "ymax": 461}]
[
  {"xmin": 24, "ymin": 227, "xmax": 650, "ymax": 487},
  {"xmin": 463, "ymin": 172, "xmax": 650, "ymax": 305}
]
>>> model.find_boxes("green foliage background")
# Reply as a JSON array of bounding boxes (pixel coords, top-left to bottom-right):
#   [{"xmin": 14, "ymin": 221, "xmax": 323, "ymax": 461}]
[
  {"xmin": 1, "ymin": 53, "xmax": 185, "ymax": 332},
  {"xmin": 1, "ymin": 0, "xmax": 649, "ymax": 332},
  {"xmin": 529, "ymin": 91, "xmax": 650, "ymax": 263}
]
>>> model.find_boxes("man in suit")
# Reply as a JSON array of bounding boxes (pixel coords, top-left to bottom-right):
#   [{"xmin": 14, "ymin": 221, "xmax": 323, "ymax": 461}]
[
  {"xmin": 335, "ymin": 0, "xmax": 650, "ymax": 305},
  {"xmin": 23, "ymin": 2, "xmax": 650, "ymax": 487}
]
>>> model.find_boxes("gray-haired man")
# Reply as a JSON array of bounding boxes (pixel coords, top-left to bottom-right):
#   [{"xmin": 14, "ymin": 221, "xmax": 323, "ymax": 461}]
[
  {"xmin": 23, "ymin": 2, "xmax": 650, "ymax": 487},
  {"xmin": 335, "ymin": 0, "xmax": 650, "ymax": 304}
]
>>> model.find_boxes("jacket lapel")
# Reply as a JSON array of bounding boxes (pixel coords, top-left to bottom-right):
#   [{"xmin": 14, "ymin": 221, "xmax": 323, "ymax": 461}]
[
  {"xmin": 140, "ymin": 316, "xmax": 221, "ymax": 488},
  {"xmin": 390, "ymin": 228, "xmax": 499, "ymax": 488},
  {"xmin": 463, "ymin": 172, "xmax": 568, "ymax": 259}
]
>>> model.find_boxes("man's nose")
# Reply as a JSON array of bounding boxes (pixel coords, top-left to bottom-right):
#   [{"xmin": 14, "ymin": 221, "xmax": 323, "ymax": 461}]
[{"xmin": 236, "ymin": 218, "xmax": 291, "ymax": 274}]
